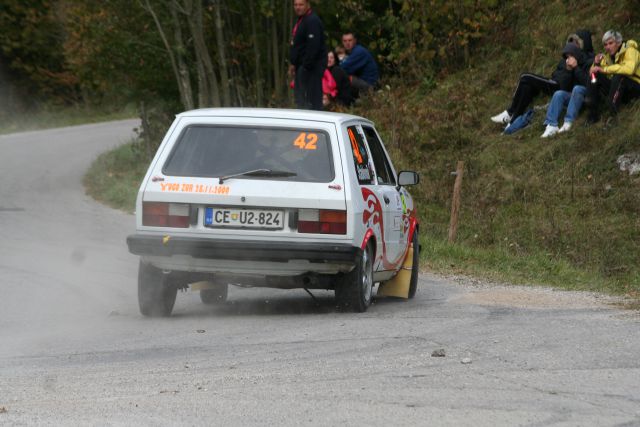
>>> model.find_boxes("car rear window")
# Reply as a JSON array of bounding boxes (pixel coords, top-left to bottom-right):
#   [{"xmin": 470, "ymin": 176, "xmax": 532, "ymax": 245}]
[{"xmin": 162, "ymin": 125, "xmax": 334, "ymax": 182}]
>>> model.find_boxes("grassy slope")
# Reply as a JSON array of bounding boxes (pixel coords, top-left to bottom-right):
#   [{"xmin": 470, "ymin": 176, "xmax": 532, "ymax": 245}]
[
  {"xmin": 84, "ymin": 0, "xmax": 639, "ymax": 298},
  {"xmin": 84, "ymin": 143, "xmax": 148, "ymax": 212},
  {"xmin": 351, "ymin": 1, "xmax": 639, "ymax": 296}
]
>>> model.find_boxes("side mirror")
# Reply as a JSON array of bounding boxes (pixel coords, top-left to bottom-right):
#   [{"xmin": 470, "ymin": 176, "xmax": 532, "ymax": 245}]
[{"xmin": 398, "ymin": 170, "xmax": 419, "ymax": 186}]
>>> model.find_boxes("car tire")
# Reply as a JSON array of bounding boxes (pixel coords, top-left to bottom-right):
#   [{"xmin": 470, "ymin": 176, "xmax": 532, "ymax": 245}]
[
  {"xmin": 138, "ymin": 260, "xmax": 177, "ymax": 317},
  {"xmin": 407, "ymin": 228, "xmax": 419, "ymax": 299},
  {"xmin": 200, "ymin": 284, "xmax": 228, "ymax": 305},
  {"xmin": 335, "ymin": 244, "xmax": 374, "ymax": 312}
]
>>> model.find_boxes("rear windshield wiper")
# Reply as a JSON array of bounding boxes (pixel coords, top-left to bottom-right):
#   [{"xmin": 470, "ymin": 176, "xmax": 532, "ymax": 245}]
[{"xmin": 218, "ymin": 168, "xmax": 297, "ymax": 184}]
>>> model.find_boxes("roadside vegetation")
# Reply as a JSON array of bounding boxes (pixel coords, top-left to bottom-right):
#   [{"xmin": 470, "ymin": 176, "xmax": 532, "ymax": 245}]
[
  {"xmin": 83, "ymin": 143, "xmax": 148, "ymax": 212},
  {"xmin": 0, "ymin": 106, "xmax": 134, "ymax": 135},
  {"xmin": 3, "ymin": 1, "xmax": 638, "ymax": 299},
  {"xmin": 363, "ymin": 1, "xmax": 640, "ymax": 297}
]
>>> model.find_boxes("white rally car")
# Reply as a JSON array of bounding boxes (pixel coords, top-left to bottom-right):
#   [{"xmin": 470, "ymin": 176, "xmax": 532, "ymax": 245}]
[{"xmin": 127, "ymin": 108, "xmax": 420, "ymax": 316}]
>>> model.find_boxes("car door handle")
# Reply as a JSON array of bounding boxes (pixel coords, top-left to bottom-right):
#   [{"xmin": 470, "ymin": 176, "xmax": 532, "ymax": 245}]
[{"xmin": 383, "ymin": 195, "xmax": 390, "ymax": 204}]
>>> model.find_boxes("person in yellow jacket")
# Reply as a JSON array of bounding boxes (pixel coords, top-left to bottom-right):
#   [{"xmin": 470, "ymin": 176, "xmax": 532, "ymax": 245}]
[{"xmin": 587, "ymin": 30, "xmax": 640, "ymax": 123}]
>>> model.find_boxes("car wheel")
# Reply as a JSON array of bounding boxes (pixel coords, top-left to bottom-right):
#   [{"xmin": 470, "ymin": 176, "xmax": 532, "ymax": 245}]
[
  {"xmin": 407, "ymin": 228, "xmax": 419, "ymax": 299},
  {"xmin": 138, "ymin": 260, "xmax": 177, "ymax": 317},
  {"xmin": 200, "ymin": 284, "xmax": 229, "ymax": 305},
  {"xmin": 335, "ymin": 244, "xmax": 374, "ymax": 312}
]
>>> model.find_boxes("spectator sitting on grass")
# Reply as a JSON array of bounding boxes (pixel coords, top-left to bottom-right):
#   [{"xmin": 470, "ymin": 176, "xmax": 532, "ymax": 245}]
[
  {"xmin": 586, "ymin": 30, "xmax": 640, "ymax": 124},
  {"xmin": 327, "ymin": 50, "xmax": 354, "ymax": 107},
  {"xmin": 541, "ymin": 42, "xmax": 593, "ymax": 138},
  {"xmin": 340, "ymin": 32, "xmax": 379, "ymax": 96},
  {"xmin": 491, "ymin": 30, "xmax": 594, "ymax": 128}
]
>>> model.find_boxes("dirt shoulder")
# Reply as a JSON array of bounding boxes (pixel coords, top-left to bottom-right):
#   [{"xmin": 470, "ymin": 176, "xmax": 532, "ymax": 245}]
[{"xmin": 423, "ymin": 271, "xmax": 638, "ymax": 312}]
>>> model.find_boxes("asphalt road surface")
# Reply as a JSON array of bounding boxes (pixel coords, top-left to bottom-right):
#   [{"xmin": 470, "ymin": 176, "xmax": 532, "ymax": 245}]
[{"xmin": 1, "ymin": 121, "xmax": 639, "ymax": 426}]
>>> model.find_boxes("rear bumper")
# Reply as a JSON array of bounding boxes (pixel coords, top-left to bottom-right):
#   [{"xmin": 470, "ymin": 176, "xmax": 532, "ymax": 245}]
[{"xmin": 127, "ymin": 234, "xmax": 361, "ymax": 265}]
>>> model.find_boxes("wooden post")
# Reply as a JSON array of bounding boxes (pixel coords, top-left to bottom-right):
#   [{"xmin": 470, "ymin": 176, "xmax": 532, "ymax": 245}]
[{"xmin": 448, "ymin": 161, "xmax": 465, "ymax": 243}]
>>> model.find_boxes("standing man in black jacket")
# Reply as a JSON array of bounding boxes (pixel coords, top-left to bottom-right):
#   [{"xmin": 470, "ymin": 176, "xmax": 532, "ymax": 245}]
[{"xmin": 289, "ymin": 0, "xmax": 326, "ymax": 110}]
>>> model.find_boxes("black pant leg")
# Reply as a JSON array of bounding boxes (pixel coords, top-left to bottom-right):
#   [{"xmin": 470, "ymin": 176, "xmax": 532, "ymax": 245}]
[
  {"xmin": 607, "ymin": 74, "xmax": 625, "ymax": 114},
  {"xmin": 510, "ymin": 83, "xmax": 535, "ymax": 118},
  {"xmin": 588, "ymin": 74, "xmax": 611, "ymax": 120},
  {"xmin": 294, "ymin": 66, "xmax": 324, "ymax": 111},
  {"xmin": 294, "ymin": 67, "xmax": 309, "ymax": 109},
  {"xmin": 609, "ymin": 76, "xmax": 640, "ymax": 114},
  {"xmin": 627, "ymin": 78, "xmax": 640, "ymax": 100},
  {"xmin": 509, "ymin": 73, "xmax": 558, "ymax": 118},
  {"xmin": 308, "ymin": 66, "xmax": 324, "ymax": 111}
]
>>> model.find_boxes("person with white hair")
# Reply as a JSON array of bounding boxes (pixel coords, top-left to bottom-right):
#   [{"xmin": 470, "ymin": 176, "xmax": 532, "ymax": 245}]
[{"xmin": 587, "ymin": 30, "xmax": 640, "ymax": 123}]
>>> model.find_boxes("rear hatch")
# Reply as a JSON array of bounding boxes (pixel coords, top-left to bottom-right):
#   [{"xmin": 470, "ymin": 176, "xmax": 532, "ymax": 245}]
[{"xmin": 138, "ymin": 117, "xmax": 350, "ymax": 242}]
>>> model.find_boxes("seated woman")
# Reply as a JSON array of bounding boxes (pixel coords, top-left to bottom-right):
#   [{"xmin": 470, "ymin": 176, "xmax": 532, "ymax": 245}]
[
  {"xmin": 327, "ymin": 50, "xmax": 354, "ymax": 107},
  {"xmin": 322, "ymin": 71, "xmax": 337, "ymax": 109}
]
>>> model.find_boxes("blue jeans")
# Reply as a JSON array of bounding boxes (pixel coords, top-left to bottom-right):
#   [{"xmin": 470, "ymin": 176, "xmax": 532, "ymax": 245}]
[{"xmin": 544, "ymin": 85, "xmax": 587, "ymax": 126}]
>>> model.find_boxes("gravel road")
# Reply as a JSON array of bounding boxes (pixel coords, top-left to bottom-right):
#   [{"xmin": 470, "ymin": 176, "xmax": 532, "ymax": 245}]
[{"xmin": 0, "ymin": 121, "xmax": 639, "ymax": 426}]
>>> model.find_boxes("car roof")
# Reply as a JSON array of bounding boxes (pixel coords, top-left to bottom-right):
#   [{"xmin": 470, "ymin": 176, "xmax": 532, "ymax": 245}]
[{"xmin": 177, "ymin": 108, "xmax": 373, "ymax": 126}]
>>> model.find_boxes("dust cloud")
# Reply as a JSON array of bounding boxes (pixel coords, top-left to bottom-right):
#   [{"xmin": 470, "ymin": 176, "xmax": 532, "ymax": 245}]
[{"xmin": 0, "ymin": 120, "xmax": 141, "ymax": 359}]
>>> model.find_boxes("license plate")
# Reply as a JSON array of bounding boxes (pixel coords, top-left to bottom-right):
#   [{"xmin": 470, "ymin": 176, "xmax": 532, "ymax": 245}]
[{"xmin": 205, "ymin": 208, "xmax": 284, "ymax": 229}]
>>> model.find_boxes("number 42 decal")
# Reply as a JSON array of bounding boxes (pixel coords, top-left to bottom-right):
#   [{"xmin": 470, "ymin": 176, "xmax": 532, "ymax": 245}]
[{"xmin": 293, "ymin": 132, "xmax": 318, "ymax": 150}]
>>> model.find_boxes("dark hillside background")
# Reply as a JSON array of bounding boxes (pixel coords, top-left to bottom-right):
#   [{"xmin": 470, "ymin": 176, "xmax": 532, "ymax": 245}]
[
  {"xmin": 2, "ymin": 0, "xmax": 638, "ymax": 296},
  {"xmin": 364, "ymin": 0, "xmax": 639, "ymax": 295}
]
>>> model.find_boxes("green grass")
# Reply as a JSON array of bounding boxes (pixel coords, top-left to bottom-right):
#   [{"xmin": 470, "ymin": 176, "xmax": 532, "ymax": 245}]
[
  {"xmin": 423, "ymin": 235, "xmax": 617, "ymax": 293},
  {"xmin": 83, "ymin": 141, "xmax": 148, "ymax": 213},
  {"xmin": 0, "ymin": 104, "xmax": 136, "ymax": 135},
  {"xmin": 80, "ymin": 0, "xmax": 640, "ymax": 302},
  {"xmin": 350, "ymin": 0, "xmax": 640, "ymax": 299}
]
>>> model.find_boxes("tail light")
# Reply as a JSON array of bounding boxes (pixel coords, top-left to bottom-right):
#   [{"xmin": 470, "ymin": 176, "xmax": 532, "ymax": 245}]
[
  {"xmin": 142, "ymin": 202, "xmax": 190, "ymax": 228},
  {"xmin": 298, "ymin": 209, "xmax": 347, "ymax": 234}
]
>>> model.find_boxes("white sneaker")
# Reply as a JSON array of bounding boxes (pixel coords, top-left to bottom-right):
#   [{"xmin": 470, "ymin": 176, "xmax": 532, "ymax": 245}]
[
  {"xmin": 491, "ymin": 110, "xmax": 512, "ymax": 124},
  {"xmin": 541, "ymin": 125, "xmax": 559, "ymax": 138},
  {"xmin": 558, "ymin": 122, "xmax": 572, "ymax": 133}
]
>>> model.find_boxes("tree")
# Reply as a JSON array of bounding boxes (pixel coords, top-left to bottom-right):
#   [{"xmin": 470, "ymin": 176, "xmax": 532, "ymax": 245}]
[
  {"xmin": 63, "ymin": 0, "xmax": 178, "ymax": 106},
  {"xmin": 9, "ymin": 0, "xmax": 503, "ymax": 114},
  {"xmin": 0, "ymin": 0, "xmax": 78, "ymax": 107}
]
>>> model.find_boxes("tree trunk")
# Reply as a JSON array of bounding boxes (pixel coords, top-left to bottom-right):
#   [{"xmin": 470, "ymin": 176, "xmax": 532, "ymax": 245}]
[
  {"xmin": 184, "ymin": 0, "xmax": 209, "ymax": 107},
  {"xmin": 271, "ymin": 13, "xmax": 282, "ymax": 101},
  {"xmin": 170, "ymin": 4, "xmax": 194, "ymax": 110},
  {"xmin": 213, "ymin": 0, "xmax": 231, "ymax": 106},
  {"xmin": 197, "ymin": 0, "xmax": 221, "ymax": 107},
  {"xmin": 249, "ymin": 1, "xmax": 262, "ymax": 106},
  {"xmin": 266, "ymin": 13, "xmax": 273, "ymax": 102},
  {"xmin": 182, "ymin": 0, "xmax": 206, "ymax": 108},
  {"xmin": 183, "ymin": 0, "xmax": 221, "ymax": 107},
  {"xmin": 222, "ymin": 4, "xmax": 241, "ymax": 106},
  {"xmin": 141, "ymin": 0, "xmax": 193, "ymax": 110},
  {"xmin": 284, "ymin": 0, "xmax": 293, "ymax": 104}
]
